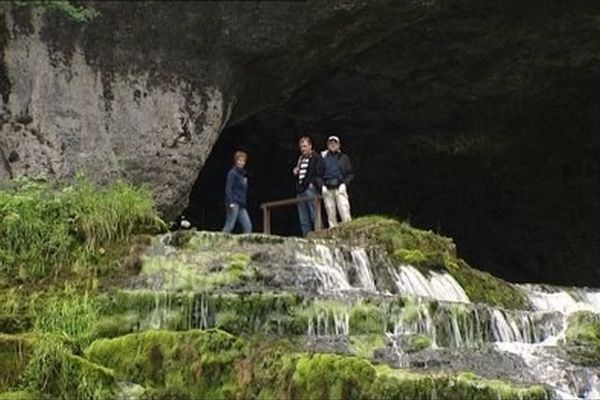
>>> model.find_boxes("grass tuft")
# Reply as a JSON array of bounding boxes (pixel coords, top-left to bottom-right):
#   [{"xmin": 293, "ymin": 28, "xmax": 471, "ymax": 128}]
[{"xmin": 0, "ymin": 176, "xmax": 165, "ymax": 281}]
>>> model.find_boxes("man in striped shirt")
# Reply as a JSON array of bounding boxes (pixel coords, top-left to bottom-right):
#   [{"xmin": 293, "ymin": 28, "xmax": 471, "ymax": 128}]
[{"xmin": 292, "ymin": 136, "xmax": 324, "ymax": 236}]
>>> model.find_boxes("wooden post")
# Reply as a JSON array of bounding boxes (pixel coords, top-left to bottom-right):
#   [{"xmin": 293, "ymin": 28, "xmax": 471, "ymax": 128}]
[
  {"xmin": 314, "ymin": 196, "xmax": 323, "ymax": 231},
  {"xmin": 260, "ymin": 195, "xmax": 323, "ymax": 235},
  {"xmin": 262, "ymin": 206, "xmax": 271, "ymax": 235}
]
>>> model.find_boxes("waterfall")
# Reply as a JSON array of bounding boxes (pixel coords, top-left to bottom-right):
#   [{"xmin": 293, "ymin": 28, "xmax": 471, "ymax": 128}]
[
  {"xmin": 351, "ymin": 249, "xmax": 377, "ymax": 292},
  {"xmin": 135, "ymin": 233, "xmax": 600, "ymax": 399},
  {"xmin": 394, "ymin": 265, "xmax": 470, "ymax": 303},
  {"xmin": 307, "ymin": 308, "xmax": 350, "ymax": 336},
  {"xmin": 295, "ymin": 244, "xmax": 352, "ymax": 292}
]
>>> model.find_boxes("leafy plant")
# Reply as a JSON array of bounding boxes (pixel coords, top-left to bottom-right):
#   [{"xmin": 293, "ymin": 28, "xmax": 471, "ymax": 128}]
[{"xmin": 10, "ymin": 0, "xmax": 99, "ymax": 23}]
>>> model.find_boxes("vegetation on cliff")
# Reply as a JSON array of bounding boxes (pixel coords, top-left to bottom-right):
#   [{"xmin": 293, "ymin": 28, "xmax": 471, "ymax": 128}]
[
  {"xmin": 0, "ymin": 177, "xmax": 165, "ymax": 283},
  {"xmin": 8, "ymin": 0, "xmax": 98, "ymax": 22}
]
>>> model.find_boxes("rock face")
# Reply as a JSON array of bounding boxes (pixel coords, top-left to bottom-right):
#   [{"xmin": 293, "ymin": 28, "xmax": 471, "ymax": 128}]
[
  {"xmin": 0, "ymin": 0, "xmax": 399, "ymax": 216},
  {"xmin": 1, "ymin": 0, "xmax": 600, "ymax": 285}
]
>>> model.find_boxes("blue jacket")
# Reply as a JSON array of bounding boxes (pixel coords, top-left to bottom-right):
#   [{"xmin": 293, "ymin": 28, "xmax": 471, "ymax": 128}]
[{"xmin": 225, "ymin": 167, "xmax": 248, "ymax": 207}]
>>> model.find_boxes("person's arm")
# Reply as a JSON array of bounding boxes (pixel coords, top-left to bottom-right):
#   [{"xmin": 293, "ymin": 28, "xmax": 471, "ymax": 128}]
[
  {"xmin": 342, "ymin": 154, "xmax": 354, "ymax": 185},
  {"xmin": 225, "ymin": 169, "xmax": 235, "ymax": 205},
  {"xmin": 314, "ymin": 153, "xmax": 325, "ymax": 188}
]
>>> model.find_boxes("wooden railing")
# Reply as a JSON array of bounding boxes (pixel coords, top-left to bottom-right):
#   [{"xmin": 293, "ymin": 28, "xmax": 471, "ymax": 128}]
[{"xmin": 260, "ymin": 196, "xmax": 323, "ymax": 235}]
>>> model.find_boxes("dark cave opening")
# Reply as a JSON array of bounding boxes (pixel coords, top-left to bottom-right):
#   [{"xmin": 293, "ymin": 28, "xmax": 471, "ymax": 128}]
[
  {"xmin": 183, "ymin": 108, "xmax": 600, "ymax": 287},
  {"xmin": 185, "ymin": 115, "xmax": 310, "ymax": 236}
]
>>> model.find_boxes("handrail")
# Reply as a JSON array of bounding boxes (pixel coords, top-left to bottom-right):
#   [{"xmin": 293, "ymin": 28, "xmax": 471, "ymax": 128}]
[{"xmin": 260, "ymin": 195, "xmax": 323, "ymax": 234}]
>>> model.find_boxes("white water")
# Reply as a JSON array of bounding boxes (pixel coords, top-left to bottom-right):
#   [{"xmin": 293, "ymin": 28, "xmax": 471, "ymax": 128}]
[
  {"xmin": 394, "ymin": 264, "xmax": 470, "ymax": 303},
  {"xmin": 147, "ymin": 235, "xmax": 600, "ymax": 398},
  {"xmin": 351, "ymin": 249, "xmax": 377, "ymax": 292},
  {"xmin": 495, "ymin": 285, "xmax": 600, "ymax": 399},
  {"xmin": 295, "ymin": 244, "xmax": 352, "ymax": 292}
]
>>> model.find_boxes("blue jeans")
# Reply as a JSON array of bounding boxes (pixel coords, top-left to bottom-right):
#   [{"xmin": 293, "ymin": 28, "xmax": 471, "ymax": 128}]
[
  {"xmin": 297, "ymin": 187, "xmax": 317, "ymax": 237},
  {"xmin": 222, "ymin": 203, "xmax": 252, "ymax": 234}
]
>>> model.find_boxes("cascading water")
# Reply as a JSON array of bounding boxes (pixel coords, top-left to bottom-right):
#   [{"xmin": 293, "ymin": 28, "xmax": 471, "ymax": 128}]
[{"xmin": 133, "ymin": 233, "xmax": 600, "ymax": 399}]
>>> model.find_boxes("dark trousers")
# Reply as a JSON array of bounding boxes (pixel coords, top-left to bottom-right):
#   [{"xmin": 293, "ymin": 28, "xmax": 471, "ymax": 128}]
[{"xmin": 297, "ymin": 187, "xmax": 317, "ymax": 236}]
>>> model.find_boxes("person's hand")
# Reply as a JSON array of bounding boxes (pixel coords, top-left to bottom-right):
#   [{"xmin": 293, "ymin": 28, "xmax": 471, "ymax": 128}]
[
  {"xmin": 229, "ymin": 203, "xmax": 237, "ymax": 208},
  {"xmin": 293, "ymin": 167, "xmax": 299, "ymax": 176},
  {"xmin": 339, "ymin": 183, "xmax": 347, "ymax": 194}
]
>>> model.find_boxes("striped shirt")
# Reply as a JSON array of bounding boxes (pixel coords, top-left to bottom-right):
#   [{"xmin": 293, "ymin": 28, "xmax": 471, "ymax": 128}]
[{"xmin": 298, "ymin": 155, "xmax": 310, "ymax": 183}]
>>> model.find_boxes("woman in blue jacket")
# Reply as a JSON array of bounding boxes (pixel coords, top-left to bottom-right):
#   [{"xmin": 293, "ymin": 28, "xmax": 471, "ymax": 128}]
[{"xmin": 222, "ymin": 150, "xmax": 252, "ymax": 233}]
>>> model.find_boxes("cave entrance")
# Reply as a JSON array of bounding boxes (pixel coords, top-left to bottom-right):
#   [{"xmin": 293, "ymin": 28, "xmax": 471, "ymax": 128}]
[
  {"xmin": 184, "ymin": 114, "xmax": 310, "ymax": 236},
  {"xmin": 183, "ymin": 111, "xmax": 405, "ymax": 237}
]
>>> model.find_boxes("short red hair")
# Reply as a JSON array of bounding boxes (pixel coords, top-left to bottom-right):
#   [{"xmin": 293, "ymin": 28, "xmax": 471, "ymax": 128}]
[{"xmin": 233, "ymin": 150, "xmax": 248, "ymax": 162}]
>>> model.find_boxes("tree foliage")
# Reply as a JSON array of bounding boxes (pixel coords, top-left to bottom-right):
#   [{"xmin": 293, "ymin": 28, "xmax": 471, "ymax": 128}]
[{"xmin": 10, "ymin": 0, "xmax": 99, "ymax": 23}]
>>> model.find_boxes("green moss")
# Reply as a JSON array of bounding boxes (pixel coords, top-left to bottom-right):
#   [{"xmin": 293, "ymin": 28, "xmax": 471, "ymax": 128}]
[
  {"xmin": 85, "ymin": 329, "xmax": 245, "ymax": 400},
  {"xmin": 446, "ymin": 260, "xmax": 528, "ymax": 310},
  {"xmin": 565, "ymin": 311, "xmax": 600, "ymax": 366},
  {"xmin": 0, "ymin": 334, "xmax": 34, "ymax": 390},
  {"xmin": 91, "ymin": 313, "xmax": 140, "ymax": 339},
  {"xmin": 348, "ymin": 303, "xmax": 384, "ymax": 334},
  {"xmin": 0, "ymin": 333, "xmax": 115, "ymax": 399},
  {"xmin": 349, "ymin": 335, "xmax": 385, "ymax": 359},
  {"xmin": 408, "ymin": 334, "xmax": 431, "ymax": 352},
  {"xmin": 242, "ymin": 341, "xmax": 299, "ymax": 400},
  {"xmin": 79, "ymin": 329, "xmax": 550, "ymax": 400},
  {"xmin": 315, "ymin": 216, "xmax": 529, "ymax": 310},
  {"xmin": 140, "ymin": 251, "xmax": 255, "ymax": 292},
  {"xmin": 25, "ymin": 337, "xmax": 115, "ymax": 400},
  {"xmin": 0, "ymin": 390, "xmax": 36, "ymax": 400},
  {"xmin": 292, "ymin": 353, "xmax": 377, "ymax": 400},
  {"xmin": 314, "ymin": 215, "xmax": 456, "ymax": 269},
  {"xmin": 369, "ymin": 366, "xmax": 550, "ymax": 400}
]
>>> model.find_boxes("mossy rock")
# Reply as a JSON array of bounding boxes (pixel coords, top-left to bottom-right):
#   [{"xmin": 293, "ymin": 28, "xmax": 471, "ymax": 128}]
[
  {"xmin": 0, "ymin": 333, "xmax": 115, "ymax": 399},
  {"xmin": 292, "ymin": 353, "xmax": 377, "ymax": 400},
  {"xmin": 369, "ymin": 367, "xmax": 550, "ymax": 400},
  {"xmin": 85, "ymin": 329, "xmax": 246, "ymax": 400},
  {"xmin": 445, "ymin": 259, "xmax": 528, "ymax": 310},
  {"xmin": 408, "ymin": 334, "xmax": 432, "ymax": 353},
  {"xmin": 315, "ymin": 216, "xmax": 529, "ymax": 310},
  {"xmin": 313, "ymin": 215, "xmax": 456, "ymax": 269},
  {"xmin": 565, "ymin": 311, "xmax": 600, "ymax": 366}
]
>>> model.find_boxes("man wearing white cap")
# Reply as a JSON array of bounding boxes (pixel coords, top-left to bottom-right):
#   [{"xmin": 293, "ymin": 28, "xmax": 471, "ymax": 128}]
[{"xmin": 321, "ymin": 135, "xmax": 354, "ymax": 228}]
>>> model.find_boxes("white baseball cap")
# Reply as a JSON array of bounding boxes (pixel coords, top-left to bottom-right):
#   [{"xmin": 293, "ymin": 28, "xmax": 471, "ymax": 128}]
[{"xmin": 327, "ymin": 135, "xmax": 340, "ymax": 143}]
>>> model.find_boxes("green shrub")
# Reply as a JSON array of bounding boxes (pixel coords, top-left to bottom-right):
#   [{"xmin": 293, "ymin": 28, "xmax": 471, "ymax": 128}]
[{"xmin": 0, "ymin": 177, "xmax": 165, "ymax": 281}]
